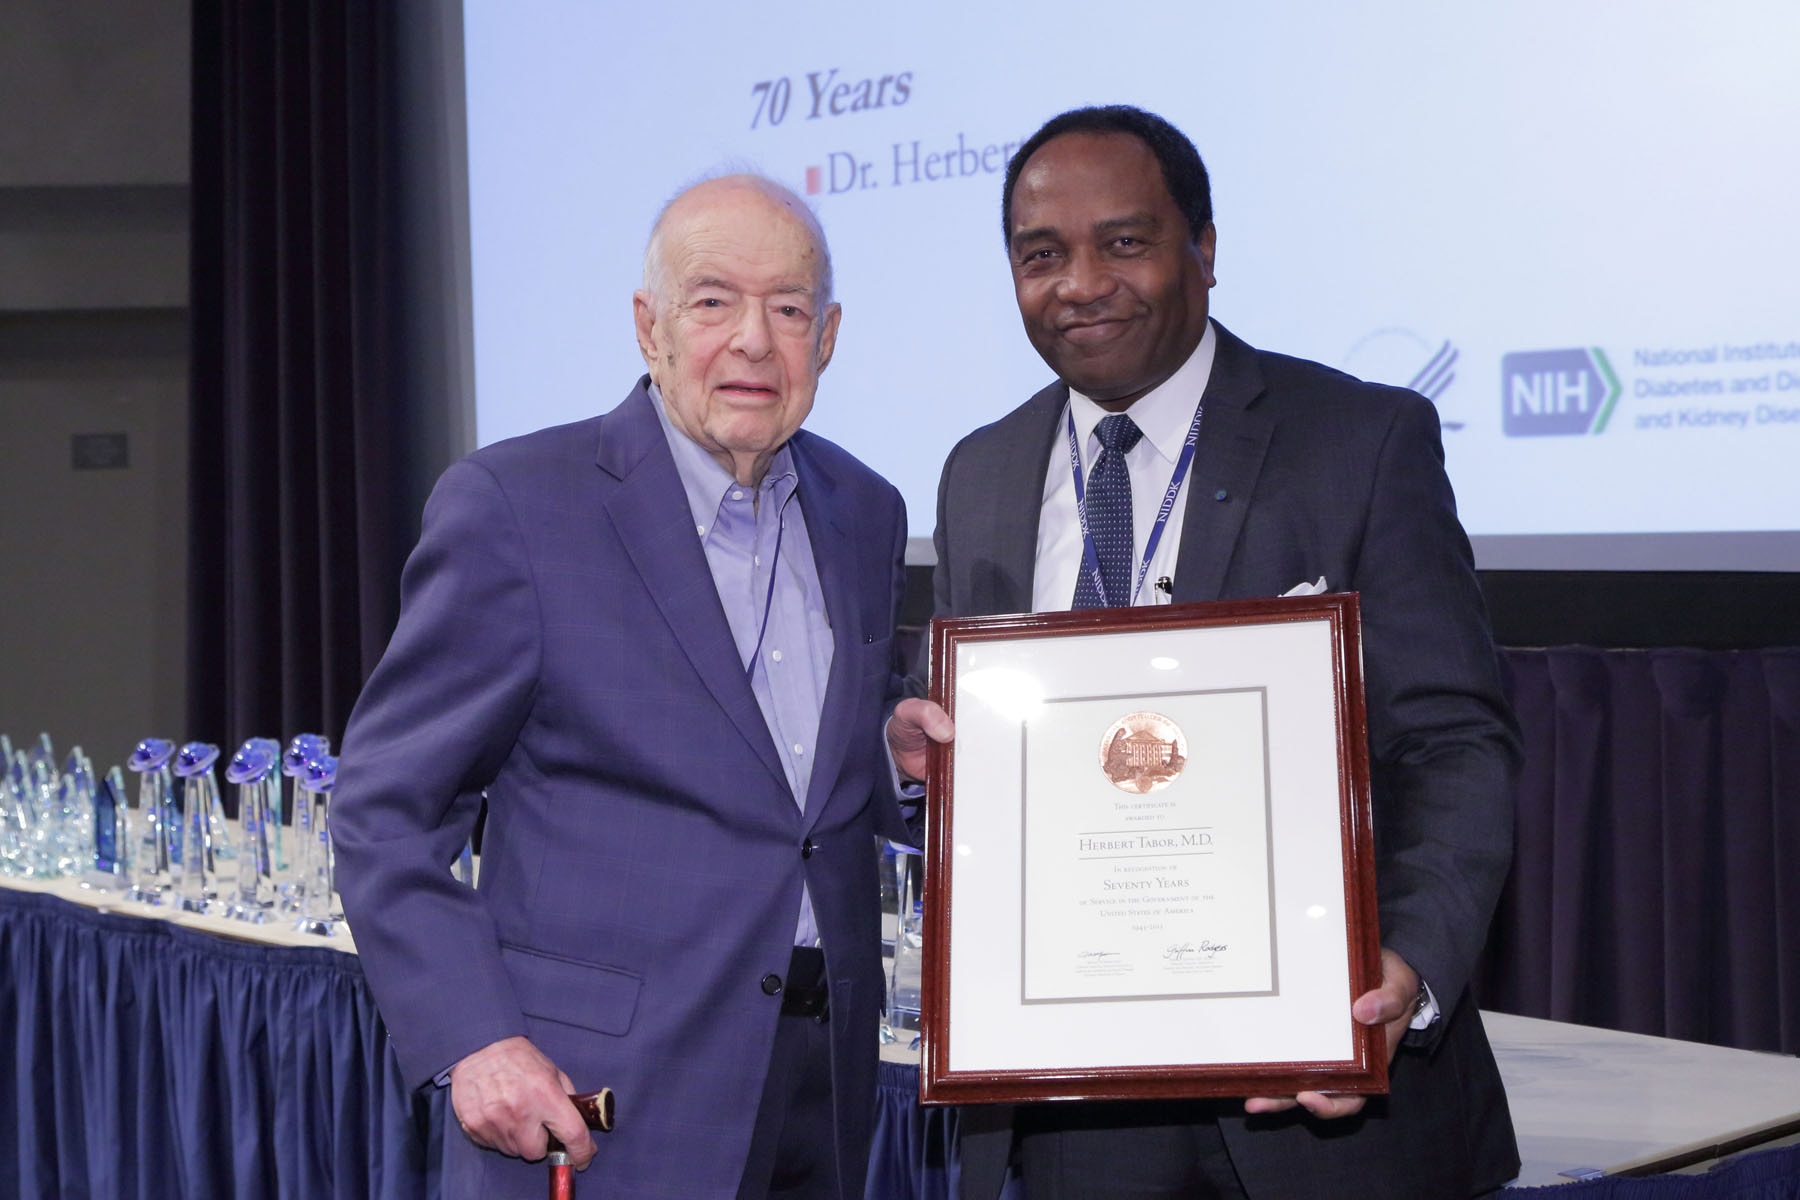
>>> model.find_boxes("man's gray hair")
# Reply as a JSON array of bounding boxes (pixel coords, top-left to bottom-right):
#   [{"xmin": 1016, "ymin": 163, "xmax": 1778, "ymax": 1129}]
[{"xmin": 641, "ymin": 169, "xmax": 834, "ymax": 308}]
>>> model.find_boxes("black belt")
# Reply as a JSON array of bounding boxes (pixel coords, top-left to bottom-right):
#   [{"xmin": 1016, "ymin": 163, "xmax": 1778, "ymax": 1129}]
[{"xmin": 779, "ymin": 945, "xmax": 829, "ymax": 1021}]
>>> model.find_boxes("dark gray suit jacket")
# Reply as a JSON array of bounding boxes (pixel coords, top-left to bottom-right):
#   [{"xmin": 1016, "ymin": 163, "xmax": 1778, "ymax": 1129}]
[{"xmin": 934, "ymin": 324, "xmax": 1522, "ymax": 1198}]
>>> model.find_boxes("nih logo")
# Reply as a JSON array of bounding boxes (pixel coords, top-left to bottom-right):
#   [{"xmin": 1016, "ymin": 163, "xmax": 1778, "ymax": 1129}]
[{"xmin": 1501, "ymin": 348, "xmax": 1620, "ymax": 436}]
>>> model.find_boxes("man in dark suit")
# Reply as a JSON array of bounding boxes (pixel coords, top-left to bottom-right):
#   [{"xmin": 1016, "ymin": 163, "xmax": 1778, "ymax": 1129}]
[
  {"xmin": 891, "ymin": 106, "xmax": 1520, "ymax": 1198},
  {"xmin": 333, "ymin": 174, "xmax": 912, "ymax": 1199}
]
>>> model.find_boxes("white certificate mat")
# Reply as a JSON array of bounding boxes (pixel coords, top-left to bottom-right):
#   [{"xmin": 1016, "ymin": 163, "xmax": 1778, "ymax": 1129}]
[
  {"xmin": 1021, "ymin": 688, "xmax": 1275, "ymax": 1003},
  {"xmin": 922, "ymin": 597, "xmax": 1383, "ymax": 1104}
]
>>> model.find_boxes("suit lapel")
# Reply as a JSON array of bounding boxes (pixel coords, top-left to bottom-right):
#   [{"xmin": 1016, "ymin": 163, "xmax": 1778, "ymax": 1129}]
[
  {"xmin": 597, "ymin": 384, "xmax": 789, "ymax": 790},
  {"xmin": 981, "ymin": 381, "xmax": 1067, "ymax": 614},
  {"xmin": 1173, "ymin": 324, "xmax": 1274, "ymax": 603},
  {"xmin": 790, "ymin": 434, "xmax": 858, "ymax": 829}
]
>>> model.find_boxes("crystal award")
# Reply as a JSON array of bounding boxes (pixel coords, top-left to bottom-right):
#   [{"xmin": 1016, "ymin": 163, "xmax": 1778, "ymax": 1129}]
[
  {"xmin": 57, "ymin": 747, "xmax": 97, "ymax": 877},
  {"xmin": 279, "ymin": 733, "xmax": 331, "ymax": 912},
  {"xmin": 885, "ymin": 841, "xmax": 924, "ymax": 1042},
  {"xmin": 1, "ymin": 745, "xmax": 39, "ymax": 878},
  {"xmin": 172, "ymin": 742, "xmax": 223, "ymax": 915},
  {"xmin": 295, "ymin": 753, "xmax": 342, "ymax": 937},
  {"xmin": 82, "ymin": 766, "xmax": 130, "ymax": 891},
  {"xmin": 124, "ymin": 737, "xmax": 177, "ymax": 904},
  {"xmin": 223, "ymin": 738, "xmax": 281, "ymax": 923}
]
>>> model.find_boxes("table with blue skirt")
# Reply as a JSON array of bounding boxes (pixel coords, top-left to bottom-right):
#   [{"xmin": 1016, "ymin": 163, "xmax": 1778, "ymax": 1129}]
[
  {"xmin": 6, "ymin": 880, "xmax": 1799, "ymax": 1198},
  {"xmin": 0, "ymin": 880, "xmax": 964, "ymax": 1198}
]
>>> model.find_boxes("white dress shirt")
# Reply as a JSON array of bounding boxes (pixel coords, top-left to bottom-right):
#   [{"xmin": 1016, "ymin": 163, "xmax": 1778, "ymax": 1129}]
[{"xmin": 1032, "ymin": 321, "xmax": 1218, "ymax": 611}]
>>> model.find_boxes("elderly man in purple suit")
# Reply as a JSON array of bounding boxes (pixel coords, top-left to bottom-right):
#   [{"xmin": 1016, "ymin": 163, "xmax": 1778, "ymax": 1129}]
[{"xmin": 333, "ymin": 174, "xmax": 921, "ymax": 1199}]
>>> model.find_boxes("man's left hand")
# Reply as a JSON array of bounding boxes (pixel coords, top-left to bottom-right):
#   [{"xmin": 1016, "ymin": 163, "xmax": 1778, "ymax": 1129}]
[{"xmin": 1243, "ymin": 947, "xmax": 1420, "ymax": 1120}]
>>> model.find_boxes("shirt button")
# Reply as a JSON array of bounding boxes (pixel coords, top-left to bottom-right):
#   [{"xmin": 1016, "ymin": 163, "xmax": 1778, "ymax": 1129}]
[
  {"xmin": 696, "ymin": 524, "xmax": 706, "ymax": 536},
  {"xmin": 793, "ymin": 743, "xmax": 805, "ymax": 755},
  {"xmin": 771, "ymin": 649, "xmax": 783, "ymax": 662},
  {"xmin": 731, "ymin": 489, "xmax": 744, "ymax": 501},
  {"xmin": 761, "ymin": 973, "xmax": 783, "ymax": 996}
]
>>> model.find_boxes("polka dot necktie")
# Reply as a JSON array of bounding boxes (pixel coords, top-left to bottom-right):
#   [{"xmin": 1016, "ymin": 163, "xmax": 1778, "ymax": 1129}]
[{"xmin": 1071, "ymin": 413, "xmax": 1144, "ymax": 609}]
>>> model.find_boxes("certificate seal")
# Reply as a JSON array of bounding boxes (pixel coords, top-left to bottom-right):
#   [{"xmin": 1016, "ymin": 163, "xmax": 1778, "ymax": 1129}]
[{"xmin": 1099, "ymin": 711, "xmax": 1189, "ymax": 794}]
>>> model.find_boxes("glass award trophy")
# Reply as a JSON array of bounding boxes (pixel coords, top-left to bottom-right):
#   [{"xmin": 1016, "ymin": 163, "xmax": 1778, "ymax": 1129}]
[
  {"xmin": 23, "ymin": 752, "xmax": 63, "ymax": 878},
  {"xmin": 124, "ymin": 738, "xmax": 177, "ymax": 903},
  {"xmin": 295, "ymin": 754, "xmax": 342, "ymax": 937},
  {"xmin": 82, "ymin": 766, "xmax": 130, "ymax": 891},
  {"xmin": 1, "ymin": 744, "xmax": 37, "ymax": 878},
  {"xmin": 55, "ymin": 747, "xmax": 97, "ymax": 877},
  {"xmin": 11, "ymin": 732, "xmax": 68, "ymax": 877},
  {"xmin": 172, "ymin": 742, "xmax": 223, "ymax": 915},
  {"xmin": 884, "ymin": 840, "xmax": 924, "ymax": 1044},
  {"xmin": 280, "ymin": 734, "xmax": 330, "ymax": 912},
  {"xmin": 25, "ymin": 731, "xmax": 55, "ymax": 777},
  {"xmin": 206, "ymin": 753, "xmax": 235, "ymax": 866},
  {"xmin": 223, "ymin": 738, "xmax": 280, "ymax": 923}
]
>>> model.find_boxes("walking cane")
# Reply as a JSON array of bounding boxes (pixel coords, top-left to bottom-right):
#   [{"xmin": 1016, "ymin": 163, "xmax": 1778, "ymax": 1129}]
[{"xmin": 547, "ymin": 1089, "xmax": 615, "ymax": 1200}]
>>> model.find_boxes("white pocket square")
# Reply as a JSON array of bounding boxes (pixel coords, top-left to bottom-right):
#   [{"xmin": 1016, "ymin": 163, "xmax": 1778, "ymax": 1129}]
[{"xmin": 1281, "ymin": 576, "xmax": 1328, "ymax": 596}]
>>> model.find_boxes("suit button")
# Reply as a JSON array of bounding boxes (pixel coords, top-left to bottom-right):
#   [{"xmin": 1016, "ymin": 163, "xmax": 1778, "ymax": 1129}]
[
  {"xmin": 801, "ymin": 837, "xmax": 815, "ymax": 859},
  {"xmin": 761, "ymin": 973, "xmax": 783, "ymax": 996}
]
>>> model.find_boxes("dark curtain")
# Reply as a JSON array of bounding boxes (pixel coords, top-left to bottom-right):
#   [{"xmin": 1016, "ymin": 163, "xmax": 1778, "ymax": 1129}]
[
  {"xmin": 1478, "ymin": 647, "xmax": 1800, "ymax": 1055},
  {"xmin": 187, "ymin": 1, "xmax": 464, "ymax": 755}
]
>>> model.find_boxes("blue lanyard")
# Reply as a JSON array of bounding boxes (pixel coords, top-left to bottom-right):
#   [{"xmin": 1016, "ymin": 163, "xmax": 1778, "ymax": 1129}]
[{"xmin": 1066, "ymin": 397, "xmax": 1206, "ymax": 607}]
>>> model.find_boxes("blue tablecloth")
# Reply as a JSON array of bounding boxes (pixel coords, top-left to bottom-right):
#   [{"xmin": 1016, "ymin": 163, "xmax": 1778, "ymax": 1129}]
[
  {"xmin": 871, "ymin": 1058, "xmax": 961, "ymax": 1199},
  {"xmin": 0, "ymin": 886, "xmax": 957, "ymax": 1199},
  {"xmin": 10, "ymin": 885, "xmax": 1793, "ymax": 1198},
  {"xmin": 0, "ymin": 886, "xmax": 442, "ymax": 1199}
]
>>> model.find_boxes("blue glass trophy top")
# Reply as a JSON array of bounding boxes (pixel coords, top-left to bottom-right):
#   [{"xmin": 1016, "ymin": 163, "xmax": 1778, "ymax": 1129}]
[
  {"xmin": 93, "ymin": 768, "xmax": 126, "ymax": 876},
  {"xmin": 128, "ymin": 738, "xmax": 176, "ymax": 773},
  {"xmin": 64, "ymin": 749, "xmax": 94, "ymax": 792},
  {"xmin": 304, "ymin": 755, "xmax": 338, "ymax": 793},
  {"xmin": 174, "ymin": 742, "xmax": 220, "ymax": 778},
  {"xmin": 225, "ymin": 740, "xmax": 278, "ymax": 785},
  {"xmin": 283, "ymin": 734, "xmax": 330, "ymax": 778}
]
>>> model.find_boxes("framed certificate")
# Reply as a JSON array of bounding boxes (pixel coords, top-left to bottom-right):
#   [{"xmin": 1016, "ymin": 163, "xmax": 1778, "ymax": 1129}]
[{"xmin": 919, "ymin": 594, "xmax": 1384, "ymax": 1104}]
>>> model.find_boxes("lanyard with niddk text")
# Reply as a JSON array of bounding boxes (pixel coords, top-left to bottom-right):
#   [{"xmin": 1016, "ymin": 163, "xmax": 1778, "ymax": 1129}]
[{"xmin": 1066, "ymin": 397, "xmax": 1206, "ymax": 607}]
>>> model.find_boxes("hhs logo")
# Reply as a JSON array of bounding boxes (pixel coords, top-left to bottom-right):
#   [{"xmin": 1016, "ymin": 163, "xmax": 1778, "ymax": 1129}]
[{"xmin": 1501, "ymin": 348, "xmax": 1620, "ymax": 436}]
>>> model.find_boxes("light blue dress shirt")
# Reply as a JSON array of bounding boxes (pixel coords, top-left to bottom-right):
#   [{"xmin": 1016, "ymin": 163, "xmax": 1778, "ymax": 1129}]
[{"xmin": 653, "ymin": 386, "xmax": 833, "ymax": 946}]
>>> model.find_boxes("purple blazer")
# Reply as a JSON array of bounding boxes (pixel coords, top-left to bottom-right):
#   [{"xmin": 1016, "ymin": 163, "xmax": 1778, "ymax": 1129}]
[{"xmin": 333, "ymin": 380, "xmax": 909, "ymax": 1199}]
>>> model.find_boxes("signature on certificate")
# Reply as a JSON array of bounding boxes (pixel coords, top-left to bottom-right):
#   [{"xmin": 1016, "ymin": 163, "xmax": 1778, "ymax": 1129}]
[{"xmin": 1164, "ymin": 940, "xmax": 1228, "ymax": 962}]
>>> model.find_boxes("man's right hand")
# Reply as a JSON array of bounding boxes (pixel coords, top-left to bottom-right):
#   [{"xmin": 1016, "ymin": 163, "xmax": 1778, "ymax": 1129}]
[
  {"xmin": 887, "ymin": 697, "xmax": 955, "ymax": 784},
  {"xmin": 449, "ymin": 1036, "xmax": 595, "ymax": 1168}
]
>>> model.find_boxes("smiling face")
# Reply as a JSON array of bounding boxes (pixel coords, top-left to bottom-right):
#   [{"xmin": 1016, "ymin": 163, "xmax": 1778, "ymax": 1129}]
[
  {"xmin": 1007, "ymin": 132, "xmax": 1215, "ymax": 410},
  {"xmin": 634, "ymin": 178, "xmax": 840, "ymax": 484}
]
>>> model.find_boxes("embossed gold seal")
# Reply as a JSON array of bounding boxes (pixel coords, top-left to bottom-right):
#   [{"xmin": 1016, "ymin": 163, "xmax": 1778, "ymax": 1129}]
[{"xmin": 1098, "ymin": 711, "xmax": 1188, "ymax": 794}]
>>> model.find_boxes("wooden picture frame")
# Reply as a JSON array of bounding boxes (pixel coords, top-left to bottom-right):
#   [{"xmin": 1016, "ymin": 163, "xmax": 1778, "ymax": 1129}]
[{"xmin": 919, "ymin": 594, "xmax": 1384, "ymax": 1105}]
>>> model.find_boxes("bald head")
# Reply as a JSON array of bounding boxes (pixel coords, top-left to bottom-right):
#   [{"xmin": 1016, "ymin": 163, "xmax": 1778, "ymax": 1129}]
[
  {"xmin": 642, "ymin": 174, "xmax": 834, "ymax": 311},
  {"xmin": 631, "ymin": 172, "xmax": 843, "ymax": 487}
]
